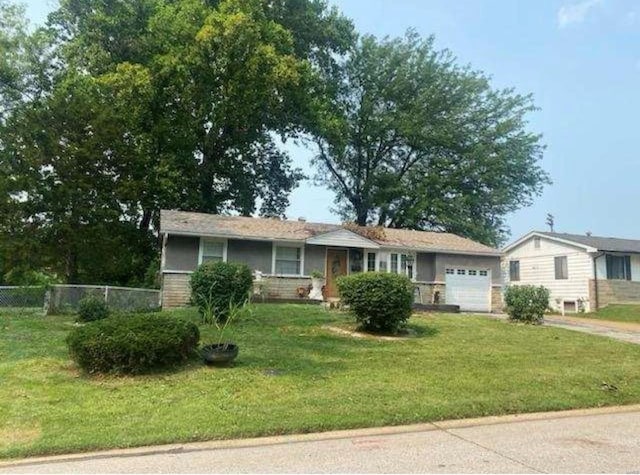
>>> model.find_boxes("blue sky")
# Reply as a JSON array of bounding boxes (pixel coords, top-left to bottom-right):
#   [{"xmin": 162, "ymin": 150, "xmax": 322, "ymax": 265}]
[{"xmin": 21, "ymin": 0, "xmax": 640, "ymax": 243}]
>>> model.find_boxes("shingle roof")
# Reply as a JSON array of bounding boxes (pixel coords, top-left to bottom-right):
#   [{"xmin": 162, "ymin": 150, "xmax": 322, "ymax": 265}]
[
  {"xmin": 160, "ymin": 210, "xmax": 500, "ymax": 256},
  {"xmin": 539, "ymin": 232, "xmax": 640, "ymax": 253}
]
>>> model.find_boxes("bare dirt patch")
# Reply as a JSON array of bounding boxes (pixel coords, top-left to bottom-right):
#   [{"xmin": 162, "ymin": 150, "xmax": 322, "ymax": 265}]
[
  {"xmin": 322, "ymin": 324, "xmax": 417, "ymax": 341},
  {"xmin": 0, "ymin": 425, "xmax": 41, "ymax": 450}
]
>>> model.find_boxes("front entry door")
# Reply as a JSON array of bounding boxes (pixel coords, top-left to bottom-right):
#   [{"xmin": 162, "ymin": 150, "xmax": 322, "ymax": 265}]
[{"xmin": 325, "ymin": 249, "xmax": 348, "ymax": 298}]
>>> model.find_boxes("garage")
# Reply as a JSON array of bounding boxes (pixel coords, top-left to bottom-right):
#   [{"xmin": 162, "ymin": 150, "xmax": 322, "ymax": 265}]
[{"xmin": 445, "ymin": 268, "xmax": 491, "ymax": 312}]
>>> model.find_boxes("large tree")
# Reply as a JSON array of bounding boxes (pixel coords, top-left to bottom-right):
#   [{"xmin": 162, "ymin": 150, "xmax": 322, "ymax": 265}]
[
  {"xmin": 48, "ymin": 0, "xmax": 353, "ymax": 221},
  {"xmin": 0, "ymin": 0, "xmax": 354, "ymax": 283},
  {"xmin": 313, "ymin": 32, "xmax": 549, "ymax": 246}
]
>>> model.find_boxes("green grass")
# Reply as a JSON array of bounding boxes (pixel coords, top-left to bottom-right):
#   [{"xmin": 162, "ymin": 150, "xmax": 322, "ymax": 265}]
[
  {"xmin": 2, "ymin": 304, "xmax": 640, "ymax": 459},
  {"xmin": 582, "ymin": 304, "xmax": 640, "ymax": 324}
]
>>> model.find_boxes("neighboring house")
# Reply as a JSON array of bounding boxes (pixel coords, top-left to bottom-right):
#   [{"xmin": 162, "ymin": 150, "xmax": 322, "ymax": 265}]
[
  {"xmin": 160, "ymin": 210, "xmax": 503, "ymax": 312},
  {"xmin": 503, "ymin": 231, "xmax": 640, "ymax": 313}
]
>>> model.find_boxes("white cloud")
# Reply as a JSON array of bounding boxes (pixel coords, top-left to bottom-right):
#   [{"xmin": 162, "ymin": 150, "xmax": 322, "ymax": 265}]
[{"xmin": 557, "ymin": 0, "xmax": 604, "ymax": 28}]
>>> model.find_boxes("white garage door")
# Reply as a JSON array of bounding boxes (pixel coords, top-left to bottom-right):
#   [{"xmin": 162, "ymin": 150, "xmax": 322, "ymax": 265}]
[{"xmin": 445, "ymin": 268, "xmax": 491, "ymax": 312}]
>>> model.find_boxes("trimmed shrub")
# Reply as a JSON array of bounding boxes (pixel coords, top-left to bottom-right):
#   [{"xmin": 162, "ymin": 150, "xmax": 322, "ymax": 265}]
[
  {"xmin": 67, "ymin": 313, "xmax": 200, "ymax": 374},
  {"xmin": 337, "ymin": 272, "xmax": 414, "ymax": 333},
  {"xmin": 503, "ymin": 285, "xmax": 550, "ymax": 324},
  {"xmin": 190, "ymin": 261, "xmax": 253, "ymax": 322},
  {"xmin": 77, "ymin": 295, "xmax": 110, "ymax": 322}
]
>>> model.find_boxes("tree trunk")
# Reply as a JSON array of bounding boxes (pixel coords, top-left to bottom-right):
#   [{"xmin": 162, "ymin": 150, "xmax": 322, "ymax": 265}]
[
  {"xmin": 356, "ymin": 208, "xmax": 368, "ymax": 226},
  {"xmin": 66, "ymin": 247, "xmax": 78, "ymax": 283},
  {"xmin": 139, "ymin": 209, "xmax": 152, "ymax": 231}
]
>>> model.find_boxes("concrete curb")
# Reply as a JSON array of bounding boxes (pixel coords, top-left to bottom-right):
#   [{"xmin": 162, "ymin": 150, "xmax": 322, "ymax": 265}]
[{"xmin": 2, "ymin": 404, "xmax": 640, "ymax": 469}]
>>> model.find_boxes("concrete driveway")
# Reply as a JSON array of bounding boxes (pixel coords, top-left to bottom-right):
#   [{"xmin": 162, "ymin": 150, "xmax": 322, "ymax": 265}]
[
  {"xmin": 486, "ymin": 313, "xmax": 640, "ymax": 345},
  {"xmin": 2, "ymin": 406, "xmax": 639, "ymax": 473},
  {"xmin": 543, "ymin": 315, "xmax": 640, "ymax": 345}
]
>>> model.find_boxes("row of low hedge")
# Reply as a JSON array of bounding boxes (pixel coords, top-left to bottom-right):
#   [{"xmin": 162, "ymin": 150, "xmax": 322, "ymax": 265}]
[
  {"xmin": 336, "ymin": 273, "xmax": 551, "ymax": 331},
  {"xmin": 67, "ymin": 313, "xmax": 200, "ymax": 374},
  {"xmin": 67, "ymin": 261, "xmax": 252, "ymax": 375},
  {"xmin": 67, "ymin": 261, "xmax": 550, "ymax": 375}
]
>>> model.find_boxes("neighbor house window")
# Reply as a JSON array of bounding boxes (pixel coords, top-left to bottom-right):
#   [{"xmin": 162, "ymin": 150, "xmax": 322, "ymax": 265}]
[
  {"xmin": 274, "ymin": 246, "xmax": 302, "ymax": 275},
  {"xmin": 554, "ymin": 256, "xmax": 568, "ymax": 280},
  {"xmin": 606, "ymin": 254, "xmax": 631, "ymax": 280},
  {"xmin": 367, "ymin": 252, "xmax": 376, "ymax": 272},
  {"xmin": 534, "ymin": 236, "xmax": 541, "ymax": 249},
  {"xmin": 200, "ymin": 238, "xmax": 225, "ymax": 263},
  {"xmin": 509, "ymin": 260, "xmax": 520, "ymax": 281}
]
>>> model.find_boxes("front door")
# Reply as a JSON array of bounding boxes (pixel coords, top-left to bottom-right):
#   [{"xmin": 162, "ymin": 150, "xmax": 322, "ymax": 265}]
[{"xmin": 325, "ymin": 249, "xmax": 348, "ymax": 298}]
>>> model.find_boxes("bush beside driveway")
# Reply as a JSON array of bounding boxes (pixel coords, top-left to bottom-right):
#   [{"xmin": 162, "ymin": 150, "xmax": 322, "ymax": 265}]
[{"xmin": 2, "ymin": 304, "xmax": 640, "ymax": 459}]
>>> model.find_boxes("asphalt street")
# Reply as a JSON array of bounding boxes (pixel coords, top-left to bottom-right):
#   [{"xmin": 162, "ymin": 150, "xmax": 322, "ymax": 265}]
[{"xmin": 2, "ymin": 407, "xmax": 639, "ymax": 473}]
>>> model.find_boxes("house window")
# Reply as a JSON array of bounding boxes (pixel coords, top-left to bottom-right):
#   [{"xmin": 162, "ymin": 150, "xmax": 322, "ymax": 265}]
[
  {"xmin": 274, "ymin": 246, "xmax": 302, "ymax": 275},
  {"xmin": 390, "ymin": 253, "xmax": 398, "ymax": 274},
  {"xmin": 405, "ymin": 255, "xmax": 414, "ymax": 280},
  {"xmin": 200, "ymin": 239, "xmax": 225, "ymax": 263},
  {"xmin": 367, "ymin": 252, "xmax": 376, "ymax": 272},
  {"xmin": 350, "ymin": 249, "xmax": 363, "ymax": 273},
  {"xmin": 386, "ymin": 252, "xmax": 416, "ymax": 278},
  {"xmin": 554, "ymin": 256, "xmax": 568, "ymax": 280},
  {"xmin": 606, "ymin": 254, "xmax": 631, "ymax": 280},
  {"xmin": 509, "ymin": 260, "xmax": 520, "ymax": 281},
  {"xmin": 534, "ymin": 236, "xmax": 541, "ymax": 249},
  {"xmin": 378, "ymin": 252, "xmax": 388, "ymax": 272}
]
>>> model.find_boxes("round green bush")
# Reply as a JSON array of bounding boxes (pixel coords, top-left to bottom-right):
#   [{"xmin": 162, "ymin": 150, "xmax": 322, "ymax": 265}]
[
  {"xmin": 77, "ymin": 295, "xmax": 110, "ymax": 322},
  {"xmin": 337, "ymin": 272, "xmax": 414, "ymax": 333},
  {"xmin": 503, "ymin": 285, "xmax": 550, "ymax": 324},
  {"xmin": 190, "ymin": 261, "xmax": 253, "ymax": 322},
  {"xmin": 66, "ymin": 313, "xmax": 200, "ymax": 374}
]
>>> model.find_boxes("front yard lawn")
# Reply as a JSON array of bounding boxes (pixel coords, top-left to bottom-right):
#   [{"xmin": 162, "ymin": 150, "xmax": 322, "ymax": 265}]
[
  {"xmin": 583, "ymin": 304, "xmax": 640, "ymax": 324},
  {"xmin": 2, "ymin": 304, "xmax": 640, "ymax": 459}
]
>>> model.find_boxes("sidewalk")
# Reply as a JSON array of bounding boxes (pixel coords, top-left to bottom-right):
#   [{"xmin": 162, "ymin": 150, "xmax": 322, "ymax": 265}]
[{"xmin": 2, "ymin": 405, "xmax": 640, "ymax": 473}]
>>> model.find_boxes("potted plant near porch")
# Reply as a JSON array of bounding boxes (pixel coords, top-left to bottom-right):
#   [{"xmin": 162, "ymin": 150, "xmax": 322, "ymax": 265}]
[
  {"xmin": 190, "ymin": 261, "xmax": 253, "ymax": 366},
  {"xmin": 309, "ymin": 269, "xmax": 325, "ymax": 300},
  {"xmin": 200, "ymin": 299, "xmax": 246, "ymax": 365}
]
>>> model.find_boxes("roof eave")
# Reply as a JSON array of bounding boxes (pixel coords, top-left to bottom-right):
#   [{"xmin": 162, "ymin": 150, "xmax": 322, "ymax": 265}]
[
  {"xmin": 163, "ymin": 230, "xmax": 305, "ymax": 243},
  {"xmin": 164, "ymin": 230, "xmax": 500, "ymax": 256},
  {"xmin": 503, "ymin": 231, "xmax": 597, "ymax": 253}
]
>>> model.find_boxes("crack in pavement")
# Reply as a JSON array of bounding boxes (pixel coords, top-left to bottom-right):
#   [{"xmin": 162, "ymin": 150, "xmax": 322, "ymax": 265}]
[{"xmin": 431, "ymin": 422, "xmax": 547, "ymax": 474}]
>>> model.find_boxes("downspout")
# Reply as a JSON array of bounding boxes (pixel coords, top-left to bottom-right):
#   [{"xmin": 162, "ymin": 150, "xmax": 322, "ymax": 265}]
[
  {"xmin": 160, "ymin": 232, "xmax": 168, "ymax": 308},
  {"xmin": 592, "ymin": 252, "xmax": 605, "ymax": 311}
]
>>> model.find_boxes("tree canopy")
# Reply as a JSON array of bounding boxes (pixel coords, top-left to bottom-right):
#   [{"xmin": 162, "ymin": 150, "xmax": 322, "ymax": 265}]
[
  {"xmin": 0, "ymin": 1, "xmax": 547, "ymax": 284},
  {"xmin": 0, "ymin": 0, "xmax": 354, "ymax": 283},
  {"xmin": 313, "ymin": 32, "xmax": 549, "ymax": 246}
]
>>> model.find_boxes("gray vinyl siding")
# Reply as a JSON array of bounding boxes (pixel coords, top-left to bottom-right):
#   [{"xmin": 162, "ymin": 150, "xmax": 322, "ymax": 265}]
[
  {"xmin": 417, "ymin": 253, "xmax": 436, "ymax": 282},
  {"xmin": 304, "ymin": 245, "xmax": 326, "ymax": 275},
  {"xmin": 435, "ymin": 253, "xmax": 501, "ymax": 284},
  {"xmin": 164, "ymin": 235, "xmax": 199, "ymax": 271},
  {"xmin": 227, "ymin": 239, "xmax": 272, "ymax": 273}
]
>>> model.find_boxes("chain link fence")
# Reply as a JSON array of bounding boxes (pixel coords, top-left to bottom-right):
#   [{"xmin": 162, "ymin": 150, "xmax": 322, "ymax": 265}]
[
  {"xmin": 0, "ymin": 285, "xmax": 161, "ymax": 315},
  {"xmin": 0, "ymin": 286, "xmax": 47, "ymax": 313}
]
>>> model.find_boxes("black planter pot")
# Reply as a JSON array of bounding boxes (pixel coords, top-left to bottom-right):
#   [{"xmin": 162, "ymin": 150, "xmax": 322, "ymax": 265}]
[{"xmin": 201, "ymin": 343, "xmax": 239, "ymax": 365}]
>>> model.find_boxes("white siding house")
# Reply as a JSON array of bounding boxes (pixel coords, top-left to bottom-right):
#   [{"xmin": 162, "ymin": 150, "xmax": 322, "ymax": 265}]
[{"xmin": 503, "ymin": 231, "xmax": 640, "ymax": 313}]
